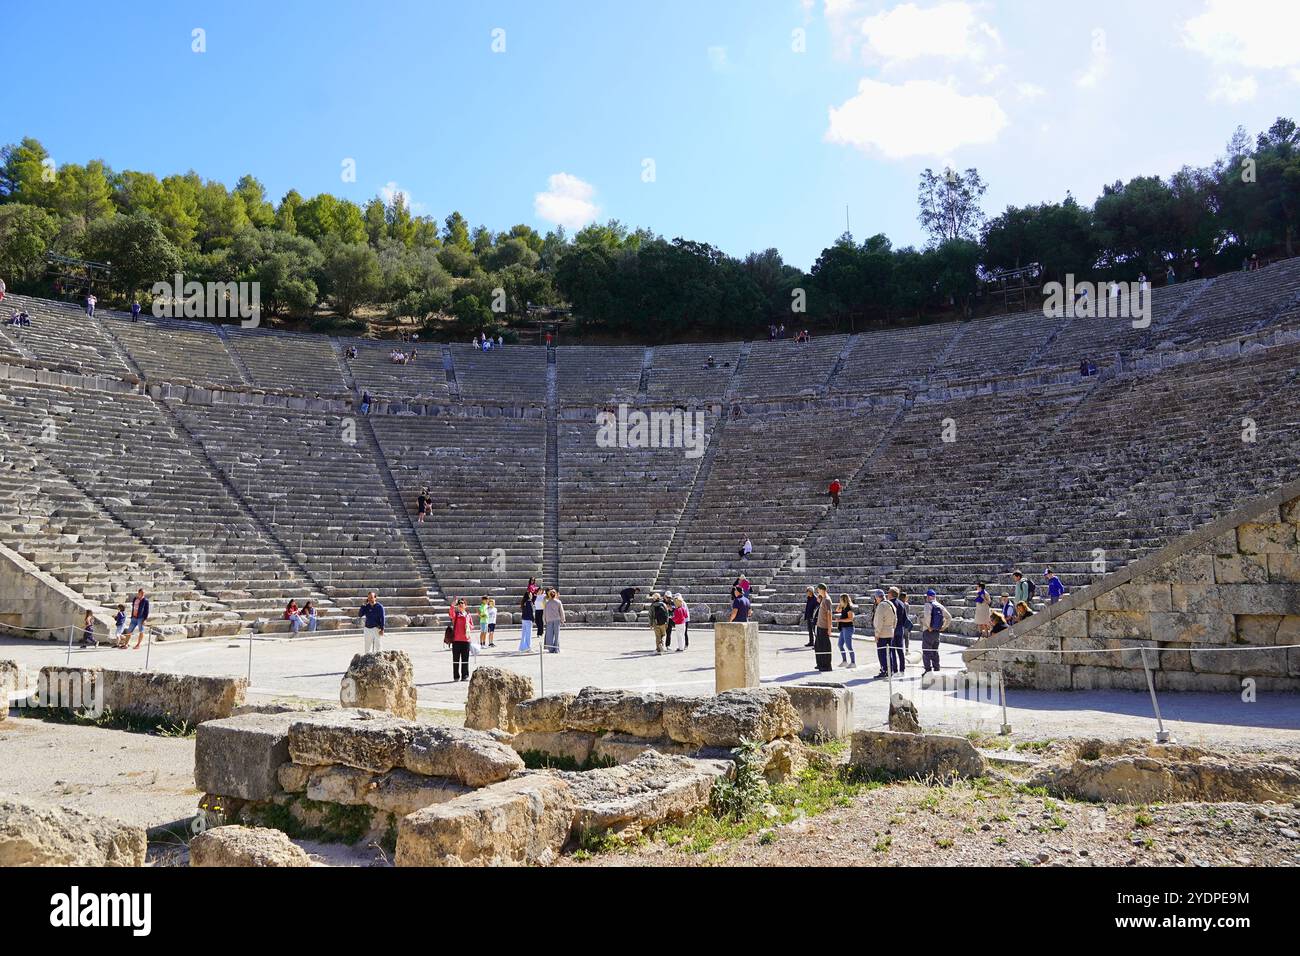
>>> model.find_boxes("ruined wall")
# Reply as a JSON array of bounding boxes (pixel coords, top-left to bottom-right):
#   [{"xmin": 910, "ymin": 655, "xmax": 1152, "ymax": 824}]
[{"xmin": 965, "ymin": 480, "xmax": 1300, "ymax": 692}]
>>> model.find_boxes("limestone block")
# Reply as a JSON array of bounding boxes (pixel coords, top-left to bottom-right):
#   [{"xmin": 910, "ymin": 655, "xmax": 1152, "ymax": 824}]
[
  {"xmin": 340, "ymin": 651, "xmax": 418, "ymax": 720},
  {"xmin": 563, "ymin": 687, "xmax": 664, "ymax": 739},
  {"xmin": 782, "ymin": 684, "xmax": 853, "ymax": 741},
  {"xmin": 1237, "ymin": 522, "xmax": 1297, "ymax": 555},
  {"xmin": 512, "ymin": 693, "xmax": 575, "ymax": 733},
  {"xmin": 848, "ymin": 730, "xmax": 985, "ymax": 780},
  {"xmin": 464, "ymin": 666, "xmax": 534, "ymax": 733},
  {"xmin": 714, "ymin": 621, "xmax": 759, "ymax": 692},
  {"xmin": 402, "ymin": 725, "xmax": 525, "ymax": 787},
  {"xmin": 288, "ymin": 709, "xmax": 416, "ymax": 774},
  {"xmin": 190, "ymin": 826, "xmax": 312, "ymax": 867},
  {"xmin": 0, "ymin": 799, "xmax": 146, "ymax": 866},
  {"xmin": 509, "ymin": 730, "xmax": 597, "ymax": 767}
]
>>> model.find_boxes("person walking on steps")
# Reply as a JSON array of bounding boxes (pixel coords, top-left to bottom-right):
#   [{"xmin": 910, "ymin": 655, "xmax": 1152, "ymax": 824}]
[
  {"xmin": 828, "ymin": 478, "xmax": 842, "ymax": 510},
  {"xmin": 359, "ymin": 592, "xmax": 385, "ymax": 654},
  {"xmin": 618, "ymin": 586, "xmax": 639, "ymax": 614}
]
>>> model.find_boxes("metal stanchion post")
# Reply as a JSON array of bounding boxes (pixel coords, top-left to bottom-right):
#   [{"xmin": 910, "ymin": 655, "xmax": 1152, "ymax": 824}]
[
  {"xmin": 998, "ymin": 664, "xmax": 1012, "ymax": 735},
  {"xmin": 143, "ymin": 628, "xmax": 153, "ymax": 672},
  {"xmin": 248, "ymin": 629, "xmax": 254, "ymax": 684},
  {"xmin": 1140, "ymin": 645, "xmax": 1171, "ymax": 743}
]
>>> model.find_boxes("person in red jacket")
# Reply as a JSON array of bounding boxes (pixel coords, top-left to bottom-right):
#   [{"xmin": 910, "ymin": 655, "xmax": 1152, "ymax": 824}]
[
  {"xmin": 828, "ymin": 478, "xmax": 842, "ymax": 509},
  {"xmin": 449, "ymin": 598, "xmax": 473, "ymax": 682}
]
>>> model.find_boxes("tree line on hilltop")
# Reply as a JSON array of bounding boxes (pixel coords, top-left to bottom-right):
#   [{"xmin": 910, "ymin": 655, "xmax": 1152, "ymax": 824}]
[{"xmin": 0, "ymin": 117, "xmax": 1296, "ymax": 341}]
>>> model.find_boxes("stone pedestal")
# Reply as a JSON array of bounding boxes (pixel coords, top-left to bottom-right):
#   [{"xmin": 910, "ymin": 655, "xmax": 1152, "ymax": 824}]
[{"xmin": 714, "ymin": 621, "xmax": 759, "ymax": 692}]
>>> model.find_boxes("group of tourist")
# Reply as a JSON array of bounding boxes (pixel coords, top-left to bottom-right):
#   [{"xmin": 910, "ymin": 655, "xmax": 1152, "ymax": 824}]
[
  {"xmin": 802, "ymin": 584, "xmax": 942, "ymax": 677},
  {"xmin": 648, "ymin": 590, "xmax": 690, "ymax": 654},
  {"xmin": 389, "ymin": 348, "xmax": 417, "ymax": 365},
  {"xmin": 5, "ymin": 309, "xmax": 31, "ymax": 327},
  {"xmin": 283, "ymin": 598, "xmax": 319, "ymax": 634},
  {"xmin": 474, "ymin": 332, "xmax": 505, "ymax": 351}
]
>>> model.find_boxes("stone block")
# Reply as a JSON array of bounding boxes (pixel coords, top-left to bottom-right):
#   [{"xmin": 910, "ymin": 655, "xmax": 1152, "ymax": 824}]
[
  {"xmin": 1146, "ymin": 612, "xmax": 1235, "ymax": 644},
  {"xmin": 563, "ymin": 687, "xmax": 664, "ymax": 739},
  {"xmin": 464, "ymin": 666, "xmax": 534, "ymax": 733},
  {"xmin": 512, "ymin": 693, "xmax": 575, "ymax": 733},
  {"xmin": 1237, "ymin": 522, "xmax": 1297, "ymax": 554},
  {"xmin": 402, "ymin": 725, "xmax": 525, "ymax": 787},
  {"xmin": 685, "ymin": 687, "xmax": 802, "ymax": 748},
  {"xmin": 396, "ymin": 775, "xmax": 575, "ymax": 867},
  {"xmin": 340, "ymin": 651, "xmax": 417, "ymax": 720},
  {"xmin": 509, "ymin": 730, "xmax": 596, "ymax": 767},
  {"xmin": 0, "ymin": 799, "xmax": 146, "ymax": 866},
  {"xmin": 190, "ymin": 825, "xmax": 312, "ymax": 867},
  {"xmin": 848, "ymin": 730, "xmax": 985, "ymax": 780},
  {"xmin": 783, "ymin": 684, "xmax": 854, "ymax": 741},
  {"xmin": 287, "ymin": 709, "xmax": 415, "ymax": 774},
  {"xmin": 714, "ymin": 621, "xmax": 760, "ymax": 692}
]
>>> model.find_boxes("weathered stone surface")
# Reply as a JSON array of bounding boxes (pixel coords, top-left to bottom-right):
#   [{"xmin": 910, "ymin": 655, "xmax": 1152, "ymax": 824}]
[
  {"xmin": 465, "ymin": 666, "xmax": 535, "ymax": 733},
  {"xmin": 714, "ymin": 621, "xmax": 760, "ymax": 692},
  {"xmin": 661, "ymin": 694, "xmax": 708, "ymax": 744},
  {"xmin": 0, "ymin": 659, "xmax": 22, "ymax": 720},
  {"xmin": 340, "ymin": 651, "xmax": 417, "ymax": 720},
  {"xmin": 685, "ymin": 688, "xmax": 802, "ymax": 747},
  {"xmin": 403, "ymin": 725, "xmax": 525, "ymax": 787},
  {"xmin": 849, "ymin": 730, "xmax": 986, "ymax": 780},
  {"xmin": 276, "ymin": 762, "xmax": 314, "ymax": 793},
  {"xmin": 196, "ymin": 711, "xmax": 305, "ymax": 801},
  {"xmin": 553, "ymin": 751, "xmax": 734, "ymax": 839},
  {"xmin": 396, "ymin": 775, "xmax": 574, "ymax": 867},
  {"xmin": 887, "ymin": 693, "xmax": 921, "ymax": 733},
  {"xmin": 510, "ymin": 730, "xmax": 596, "ymax": 767},
  {"xmin": 1032, "ymin": 755, "xmax": 1300, "ymax": 804},
  {"xmin": 592, "ymin": 733, "xmax": 694, "ymax": 764},
  {"xmin": 37, "ymin": 665, "xmax": 245, "ymax": 723},
  {"xmin": 513, "ymin": 693, "xmax": 575, "ymax": 733},
  {"xmin": 563, "ymin": 687, "xmax": 665, "ymax": 739},
  {"xmin": 0, "ymin": 799, "xmax": 146, "ymax": 866},
  {"xmin": 288, "ymin": 709, "xmax": 416, "ymax": 774},
  {"xmin": 189, "ymin": 825, "xmax": 312, "ymax": 867},
  {"xmin": 753, "ymin": 737, "xmax": 811, "ymax": 784},
  {"xmin": 365, "ymin": 769, "xmax": 472, "ymax": 816},
  {"xmin": 306, "ymin": 765, "xmax": 376, "ymax": 805},
  {"xmin": 784, "ymin": 684, "xmax": 853, "ymax": 740}
]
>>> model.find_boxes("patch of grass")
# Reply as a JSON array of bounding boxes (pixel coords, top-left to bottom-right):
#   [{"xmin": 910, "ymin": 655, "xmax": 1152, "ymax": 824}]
[
  {"xmin": 1014, "ymin": 783, "xmax": 1051, "ymax": 798},
  {"xmin": 935, "ymin": 837, "xmax": 955, "ymax": 848},
  {"xmin": 18, "ymin": 705, "xmax": 195, "ymax": 738},
  {"xmin": 872, "ymin": 835, "xmax": 892, "ymax": 853},
  {"xmin": 1013, "ymin": 739, "xmax": 1055, "ymax": 754},
  {"xmin": 1134, "ymin": 809, "xmax": 1156, "ymax": 829},
  {"xmin": 517, "ymin": 750, "xmax": 619, "ymax": 772}
]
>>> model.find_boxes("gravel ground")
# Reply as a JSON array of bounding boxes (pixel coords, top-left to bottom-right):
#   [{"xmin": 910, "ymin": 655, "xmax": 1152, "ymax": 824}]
[{"xmin": 565, "ymin": 778, "xmax": 1300, "ymax": 868}]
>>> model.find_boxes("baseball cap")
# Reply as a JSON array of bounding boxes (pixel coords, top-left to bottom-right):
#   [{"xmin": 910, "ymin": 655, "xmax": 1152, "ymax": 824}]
[{"xmin": 925, "ymin": 589, "xmax": 937, "ymax": 597}]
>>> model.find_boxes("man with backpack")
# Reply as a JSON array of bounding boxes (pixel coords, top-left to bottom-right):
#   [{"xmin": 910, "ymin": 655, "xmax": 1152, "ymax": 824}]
[
  {"xmin": 1013, "ymin": 570, "xmax": 1033, "ymax": 606},
  {"xmin": 920, "ymin": 589, "xmax": 951, "ymax": 674},
  {"xmin": 871, "ymin": 589, "xmax": 898, "ymax": 678},
  {"xmin": 650, "ymin": 592, "xmax": 670, "ymax": 655}
]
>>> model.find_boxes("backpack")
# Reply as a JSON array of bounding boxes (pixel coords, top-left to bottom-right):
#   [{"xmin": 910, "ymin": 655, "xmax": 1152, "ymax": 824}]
[
  {"xmin": 443, "ymin": 624, "xmax": 454, "ymax": 646},
  {"xmin": 653, "ymin": 602, "xmax": 669, "ymax": 626},
  {"xmin": 1026, "ymin": 580, "xmax": 1037, "ymax": 599}
]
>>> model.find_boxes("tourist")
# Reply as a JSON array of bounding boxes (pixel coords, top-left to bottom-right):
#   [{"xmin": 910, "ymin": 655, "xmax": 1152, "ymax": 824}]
[
  {"xmin": 359, "ymin": 591, "xmax": 385, "ymax": 653},
  {"xmin": 478, "ymin": 596, "xmax": 490, "ymax": 647},
  {"xmin": 889, "ymin": 586, "xmax": 909, "ymax": 674},
  {"xmin": 416, "ymin": 487, "xmax": 430, "ymax": 524},
  {"xmin": 813, "ymin": 583, "xmax": 833, "ymax": 672},
  {"xmin": 449, "ymin": 598, "xmax": 472, "ymax": 681},
  {"xmin": 739, "ymin": 536, "xmax": 753, "ymax": 560},
  {"xmin": 125, "ymin": 588, "xmax": 150, "ymax": 649},
  {"xmin": 85, "ymin": 292, "xmax": 96, "ymax": 317},
  {"xmin": 663, "ymin": 591, "xmax": 677, "ymax": 650},
  {"xmin": 650, "ymin": 592, "xmax": 669, "ymax": 654},
  {"xmin": 828, "ymin": 478, "xmax": 842, "ymax": 510},
  {"xmin": 284, "ymin": 598, "xmax": 300, "ymax": 627},
  {"xmin": 130, "ymin": 299, "xmax": 141, "ymax": 322},
  {"xmin": 486, "ymin": 597, "xmax": 497, "ymax": 647},
  {"xmin": 729, "ymin": 585, "xmax": 751, "ymax": 623},
  {"xmin": 990, "ymin": 610, "xmax": 1009, "ymax": 634},
  {"xmin": 834, "ymin": 593, "xmax": 856, "ymax": 669},
  {"xmin": 920, "ymin": 589, "xmax": 950, "ymax": 674},
  {"xmin": 673, "ymin": 594, "xmax": 689, "ymax": 651},
  {"xmin": 735, "ymin": 573, "xmax": 751, "ymax": 597},
  {"xmin": 533, "ymin": 584, "xmax": 546, "ymax": 639},
  {"xmin": 543, "ymin": 588, "xmax": 564, "ymax": 653},
  {"xmin": 802, "ymin": 586, "xmax": 818, "ymax": 647},
  {"xmin": 1000, "ymin": 593, "xmax": 1016, "ymax": 623},
  {"xmin": 360, "ymin": 391, "xmax": 371, "ymax": 415},
  {"xmin": 871, "ymin": 589, "xmax": 898, "ymax": 678},
  {"xmin": 618, "ymin": 585, "xmax": 639, "ymax": 614},
  {"xmin": 1045, "ymin": 569, "xmax": 1067, "ymax": 604},
  {"xmin": 1012, "ymin": 571, "xmax": 1030, "ymax": 607},
  {"xmin": 79, "ymin": 609, "xmax": 96, "ymax": 647},
  {"xmin": 1166, "ymin": 265, "xmax": 1176, "ymax": 285},
  {"xmin": 112, "ymin": 604, "xmax": 127, "ymax": 647},
  {"xmin": 900, "ymin": 590, "xmax": 914, "ymax": 656},
  {"xmin": 301, "ymin": 601, "xmax": 318, "ymax": 632},
  {"xmin": 0, "ymin": 277, "xmax": 4, "ymax": 303},
  {"xmin": 1014, "ymin": 600, "xmax": 1034, "ymax": 622},
  {"xmin": 973, "ymin": 581, "xmax": 992, "ymax": 639},
  {"xmin": 519, "ymin": 588, "xmax": 535, "ymax": 653}
]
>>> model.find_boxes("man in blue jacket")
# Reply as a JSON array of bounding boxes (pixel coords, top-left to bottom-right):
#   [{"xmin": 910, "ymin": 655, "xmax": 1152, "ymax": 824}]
[
  {"xmin": 359, "ymin": 592, "xmax": 386, "ymax": 653},
  {"xmin": 1045, "ymin": 570, "xmax": 1067, "ymax": 604}
]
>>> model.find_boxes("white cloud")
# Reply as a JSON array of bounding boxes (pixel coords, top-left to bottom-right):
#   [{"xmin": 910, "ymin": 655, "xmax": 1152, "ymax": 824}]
[
  {"xmin": 857, "ymin": 1, "xmax": 1001, "ymax": 66},
  {"xmin": 825, "ymin": 77, "xmax": 1008, "ymax": 159},
  {"xmin": 1015, "ymin": 81, "xmax": 1046, "ymax": 100},
  {"xmin": 379, "ymin": 181, "xmax": 424, "ymax": 213},
  {"xmin": 1184, "ymin": 0, "xmax": 1300, "ymax": 70},
  {"xmin": 1076, "ymin": 28, "xmax": 1109, "ymax": 89},
  {"xmin": 534, "ymin": 173, "xmax": 600, "ymax": 230},
  {"xmin": 1208, "ymin": 73, "xmax": 1258, "ymax": 103},
  {"xmin": 707, "ymin": 45, "xmax": 730, "ymax": 72}
]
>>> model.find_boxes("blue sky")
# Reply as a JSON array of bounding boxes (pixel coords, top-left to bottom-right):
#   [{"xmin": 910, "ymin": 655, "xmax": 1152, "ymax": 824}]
[{"xmin": 3, "ymin": 0, "xmax": 1299, "ymax": 269}]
